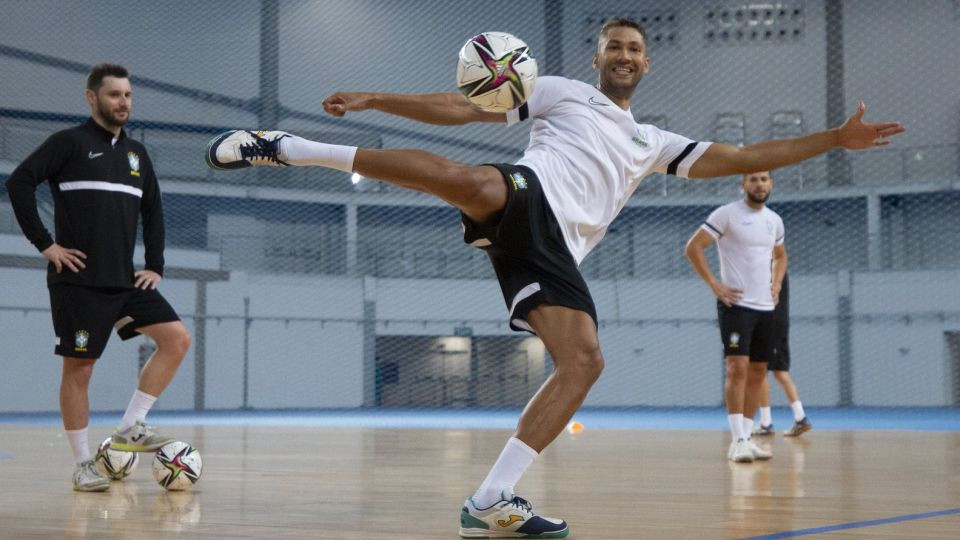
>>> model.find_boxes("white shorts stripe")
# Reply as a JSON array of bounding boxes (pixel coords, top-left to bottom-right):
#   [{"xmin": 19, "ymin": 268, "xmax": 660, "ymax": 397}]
[
  {"xmin": 508, "ymin": 282, "xmax": 541, "ymax": 321},
  {"xmin": 60, "ymin": 181, "xmax": 143, "ymax": 198}
]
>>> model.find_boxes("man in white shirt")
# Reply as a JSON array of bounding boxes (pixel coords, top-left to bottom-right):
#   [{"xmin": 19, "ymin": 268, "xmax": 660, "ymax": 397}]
[
  {"xmin": 204, "ymin": 19, "xmax": 903, "ymax": 538},
  {"xmin": 685, "ymin": 171, "xmax": 786, "ymax": 463}
]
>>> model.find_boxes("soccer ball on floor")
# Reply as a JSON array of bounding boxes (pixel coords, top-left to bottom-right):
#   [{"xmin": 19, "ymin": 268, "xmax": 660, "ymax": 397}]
[
  {"xmin": 152, "ymin": 441, "xmax": 203, "ymax": 491},
  {"xmin": 456, "ymin": 31, "xmax": 537, "ymax": 113},
  {"xmin": 95, "ymin": 437, "xmax": 139, "ymax": 480}
]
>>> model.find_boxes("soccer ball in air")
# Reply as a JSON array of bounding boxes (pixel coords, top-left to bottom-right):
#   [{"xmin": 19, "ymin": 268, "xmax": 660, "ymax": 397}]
[
  {"xmin": 95, "ymin": 437, "xmax": 139, "ymax": 480},
  {"xmin": 152, "ymin": 441, "xmax": 203, "ymax": 491},
  {"xmin": 456, "ymin": 31, "xmax": 537, "ymax": 113}
]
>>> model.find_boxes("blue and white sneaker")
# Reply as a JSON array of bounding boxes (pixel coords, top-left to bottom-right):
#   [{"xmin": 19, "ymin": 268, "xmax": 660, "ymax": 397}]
[
  {"xmin": 459, "ymin": 492, "xmax": 568, "ymax": 538},
  {"xmin": 205, "ymin": 130, "xmax": 291, "ymax": 170}
]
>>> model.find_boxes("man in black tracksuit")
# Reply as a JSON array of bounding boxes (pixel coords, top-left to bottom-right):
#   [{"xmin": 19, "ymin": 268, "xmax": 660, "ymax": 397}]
[{"xmin": 5, "ymin": 64, "xmax": 191, "ymax": 491}]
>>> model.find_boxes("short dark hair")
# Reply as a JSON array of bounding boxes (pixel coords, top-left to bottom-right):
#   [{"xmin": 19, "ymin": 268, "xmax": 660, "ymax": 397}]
[
  {"xmin": 598, "ymin": 18, "xmax": 647, "ymax": 48},
  {"xmin": 86, "ymin": 63, "xmax": 129, "ymax": 92}
]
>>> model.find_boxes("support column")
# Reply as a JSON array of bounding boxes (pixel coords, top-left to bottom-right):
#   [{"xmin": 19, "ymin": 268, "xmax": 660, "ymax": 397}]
[
  {"xmin": 825, "ymin": 1, "xmax": 850, "ymax": 186},
  {"xmin": 259, "ymin": 0, "xmax": 281, "ymax": 126},
  {"xmin": 866, "ymin": 194, "xmax": 882, "ymax": 270},
  {"xmin": 836, "ymin": 270, "xmax": 853, "ymax": 406}
]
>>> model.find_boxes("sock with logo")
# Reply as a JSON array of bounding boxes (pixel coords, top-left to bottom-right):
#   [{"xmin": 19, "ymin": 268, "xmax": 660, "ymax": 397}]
[
  {"xmin": 759, "ymin": 406, "xmax": 773, "ymax": 427},
  {"xmin": 791, "ymin": 400, "xmax": 806, "ymax": 422},
  {"xmin": 728, "ymin": 413, "xmax": 745, "ymax": 441},
  {"xmin": 118, "ymin": 389, "xmax": 158, "ymax": 432},
  {"xmin": 471, "ymin": 437, "xmax": 538, "ymax": 509},
  {"xmin": 282, "ymin": 136, "xmax": 357, "ymax": 173},
  {"xmin": 66, "ymin": 427, "xmax": 92, "ymax": 464}
]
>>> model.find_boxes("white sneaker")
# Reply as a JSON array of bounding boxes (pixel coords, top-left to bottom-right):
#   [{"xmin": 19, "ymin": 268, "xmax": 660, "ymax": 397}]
[
  {"xmin": 205, "ymin": 130, "xmax": 291, "ymax": 170},
  {"xmin": 459, "ymin": 492, "xmax": 568, "ymax": 538},
  {"xmin": 73, "ymin": 459, "xmax": 110, "ymax": 492},
  {"xmin": 111, "ymin": 420, "xmax": 174, "ymax": 452},
  {"xmin": 747, "ymin": 438, "xmax": 772, "ymax": 460},
  {"xmin": 728, "ymin": 439, "xmax": 755, "ymax": 463}
]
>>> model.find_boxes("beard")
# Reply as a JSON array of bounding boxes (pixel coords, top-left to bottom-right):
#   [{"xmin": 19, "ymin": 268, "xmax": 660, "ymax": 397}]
[
  {"xmin": 96, "ymin": 99, "xmax": 129, "ymax": 129},
  {"xmin": 746, "ymin": 191, "xmax": 770, "ymax": 204}
]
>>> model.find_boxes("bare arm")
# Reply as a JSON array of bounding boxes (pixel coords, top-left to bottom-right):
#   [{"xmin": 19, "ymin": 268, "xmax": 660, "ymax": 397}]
[
  {"xmin": 689, "ymin": 101, "xmax": 905, "ymax": 178},
  {"xmin": 771, "ymin": 243, "xmax": 788, "ymax": 304},
  {"xmin": 685, "ymin": 228, "xmax": 742, "ymax": 307},
  {"xmin": 322, "ymin": 91, "xmax": 506, "ymax": 125}
]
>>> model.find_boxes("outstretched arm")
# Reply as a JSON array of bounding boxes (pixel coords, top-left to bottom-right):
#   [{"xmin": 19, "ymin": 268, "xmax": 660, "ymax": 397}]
[
  {"xmin": 322, "ymin": 91, "xmax": 505, "ymax": 125},
  {"xmin": 689, "ymin": 101, "xmax": 905, "ymax": 178}
]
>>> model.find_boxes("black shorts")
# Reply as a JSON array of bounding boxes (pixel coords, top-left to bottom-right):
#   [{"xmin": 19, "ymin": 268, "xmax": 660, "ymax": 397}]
[
  {"xmin": 769, "ymin": 304, "xmax": 790, "ymax": 371},
  {"xmin": 717, "ymin": 302, "xmax": 775, "ymax": 362},
  {"xmin": 49, "ymin": 284, "xmax": 180, "ymax": 359},
  {"xmin": 769, "ymin": 273, "xmax": 790, "ymax": 371},
  {"xmin": 461, "ymin": 163, "xmax": 596, "ymax": 334}
]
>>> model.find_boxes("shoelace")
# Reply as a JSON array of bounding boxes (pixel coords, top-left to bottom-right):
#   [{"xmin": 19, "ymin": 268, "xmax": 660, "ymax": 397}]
[
  {"xmin": 507, "ymin": 496, "xmax": 532, "ymax": 513},
  {"xmin": 239, "ymin": 133, "xmax": 285, "ymax": 164}
]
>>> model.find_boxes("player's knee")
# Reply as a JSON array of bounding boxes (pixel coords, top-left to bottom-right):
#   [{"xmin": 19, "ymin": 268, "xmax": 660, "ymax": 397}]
[
  {"xmin": 170, "ymin": 329, "xmax": 192, "ymax": 358},
  {"xmin": 65, "ymin": 361, "xmax": 95, "ymax": 387},
  {"xmin": 572, "ymin": 347, "xmax": 605, "ymax": 381},
  {"xmin": 157, "ymin": 327, "xmax": 191, "ymax": 360}
]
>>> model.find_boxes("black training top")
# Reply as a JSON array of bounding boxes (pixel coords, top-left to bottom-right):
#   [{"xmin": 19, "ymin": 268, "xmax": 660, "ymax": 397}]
[{"xmin": 5, "ymin": 118, "xmax": 165, "ymax": 288}]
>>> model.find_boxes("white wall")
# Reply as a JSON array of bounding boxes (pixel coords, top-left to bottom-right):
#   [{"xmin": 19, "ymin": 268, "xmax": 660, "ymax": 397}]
[{"xmin": 2, "ymin": 262, "xmax": 957, "ymax": 413}]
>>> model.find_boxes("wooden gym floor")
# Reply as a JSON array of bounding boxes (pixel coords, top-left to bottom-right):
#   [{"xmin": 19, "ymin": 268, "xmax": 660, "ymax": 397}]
[{"xmin": 0, "ymin": 425, "xmax": 958, "ymax": 539}]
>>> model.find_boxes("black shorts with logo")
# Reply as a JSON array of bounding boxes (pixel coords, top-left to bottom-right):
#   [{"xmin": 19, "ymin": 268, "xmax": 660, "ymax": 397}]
[
  {"xmin": 717, "ymin": 302, "xmax": 775, "ymax": 362},
  {"xmin": 461, "ymin": 163, "xmax": 597, "ymax": 334},
  {"xmin": 49, "ymin": 283, "xmax": 180, "ymax": 358}
]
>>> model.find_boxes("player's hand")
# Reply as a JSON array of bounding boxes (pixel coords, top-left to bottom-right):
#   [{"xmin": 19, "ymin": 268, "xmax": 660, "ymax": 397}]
[
  {"xmin": 837, "ymin": 101, "xmax": 905, "ymax": 150},
  {"xmin": 134, "ymin": 269, "xmax": 162, "ymax": 290},
  {"xmin": 771, "ymin": 283, "xmax": 782, "ymax": 306},
  {"xmin": 41, "ymin": 243, "xmax": 86, "ymax": 273},
  {"xmin": 710, "ymin": 281, "xmax": 742, "ymax": 307},
  {"xmin": 322, "ymin": 92, "xmax": 373, "ymax": 117}
]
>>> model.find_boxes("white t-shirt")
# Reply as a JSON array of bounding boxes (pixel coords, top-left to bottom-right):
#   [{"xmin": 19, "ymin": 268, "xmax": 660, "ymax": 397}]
[
  {"xmin": 700, "ymin": 200, "xmax": 785, "ymax": 311},
  {"xmin": 506, "ymin": 76, "xmax": 711, "ymax": 265}
]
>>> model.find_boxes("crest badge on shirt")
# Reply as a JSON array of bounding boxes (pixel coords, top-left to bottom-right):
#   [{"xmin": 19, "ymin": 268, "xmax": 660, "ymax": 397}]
[
  {"xmin": 74, "ymin": 329, "xmax": 89, "ymax": 352},
  {"xmin": 509, "ymin": 172, "xmax": 528, "ymax": 190},
  {"xmin": 632, "ymin": 127, "xmax": 649, "ymax": 148},
  {"xmin": 127, "ymin": 152, "xmax": 140, "ymax": 177}
]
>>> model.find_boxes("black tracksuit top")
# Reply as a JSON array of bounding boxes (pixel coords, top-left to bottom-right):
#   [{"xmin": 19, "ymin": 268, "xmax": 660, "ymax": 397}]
[{"xmin": 5, "ymin": 118, "xmax": 165, "ymax": 288}]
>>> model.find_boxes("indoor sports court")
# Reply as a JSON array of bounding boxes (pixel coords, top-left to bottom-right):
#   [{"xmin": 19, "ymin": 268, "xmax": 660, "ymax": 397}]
[{"xmin": 1, "ymin": 0, "xmax": 959, "ymax": 538}]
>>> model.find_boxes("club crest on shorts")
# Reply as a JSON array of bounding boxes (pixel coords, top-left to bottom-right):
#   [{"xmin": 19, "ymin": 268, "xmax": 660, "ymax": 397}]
[
  {"xmin": 729, "ymin": 332, "xmax": 740, "ymax": 349},
  {"xmin": 74, "ymin": 329, "xmax": 90, "ymax": 352},
  {"xmin": 509, "ymin": 172, "xmax": 527, "ymax": 190},
  {"xmin": 127, "ymin": 152, "xmax": 140, "ymax": 177}
]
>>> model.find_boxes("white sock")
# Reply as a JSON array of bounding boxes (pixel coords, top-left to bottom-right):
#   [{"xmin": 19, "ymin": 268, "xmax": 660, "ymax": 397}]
[
  {"xmin": 760, "ymin": 406, "xmax": 772, "ymax": 427},
  {"xmin": 742, "ymin": 417, "xmax": 754, "ymax": 437},
  {"xmin": 282, "ymin": 136, "xmax": 357, "ymax": 172},
  {"xmin": 472, "ymin": 437, "xmax": 538, "ymax": 509},
  {"xmin": 727, "ymin": 413, "xmax": 745, "ymax": 441},
  {"xmin": 118, "ymin": 389, "xmax": 158, "ymax": 431},
  {"xmin": 790, "ymin": 400, "xmax": 806, "ymax": 422},
  {"xmin": 66, "ymin": 427, "xmax": 92, "ymax": 464}
]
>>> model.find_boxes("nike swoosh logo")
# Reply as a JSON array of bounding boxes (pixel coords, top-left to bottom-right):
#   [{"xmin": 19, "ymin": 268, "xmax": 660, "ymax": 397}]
[
  {"xmin": 588, "ymin": 96, "xmax": 609, "ymax": 106},
  {"xmin": 88, "ymin": 151, "xmax": 104, "ymax": 159}
]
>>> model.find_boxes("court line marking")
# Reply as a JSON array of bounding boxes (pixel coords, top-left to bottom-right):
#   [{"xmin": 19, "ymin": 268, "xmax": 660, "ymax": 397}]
[{"xmin": 737, "ymin": 507, "xmax": 960, "ymax": 539}]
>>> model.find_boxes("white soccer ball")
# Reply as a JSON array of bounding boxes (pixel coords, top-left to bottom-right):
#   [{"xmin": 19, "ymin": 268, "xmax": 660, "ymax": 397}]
[
  {"xmin": 152, "ymin": 441, "xmax": 203, "ymax": 491},
  {"xmin": 456, "ymin": 31, "xmax": 537, "ymax": 113},
  {"xmin": 95, "ymin": 437, "xmax": 139, "ymax": 480}
]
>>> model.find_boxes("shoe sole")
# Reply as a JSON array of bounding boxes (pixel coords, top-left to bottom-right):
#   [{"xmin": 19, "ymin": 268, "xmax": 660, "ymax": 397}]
[
  {"xmin": 204, "ymin": 130, "xmax": 249, "ymax": 171},
  {"xmin": 784, "ymin": 424, "xmax": 812, "ymax": 437},
  {"xmin": 458, "ymin": 527, "xmax": 570, "ymax": 538},
  {"xmin": 110, "ymin": 440, "xmax": 171, "ymax": 452},
  {"xmin": 74, "ymin": 482, "xmax": 110, "ymax": 492}
]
